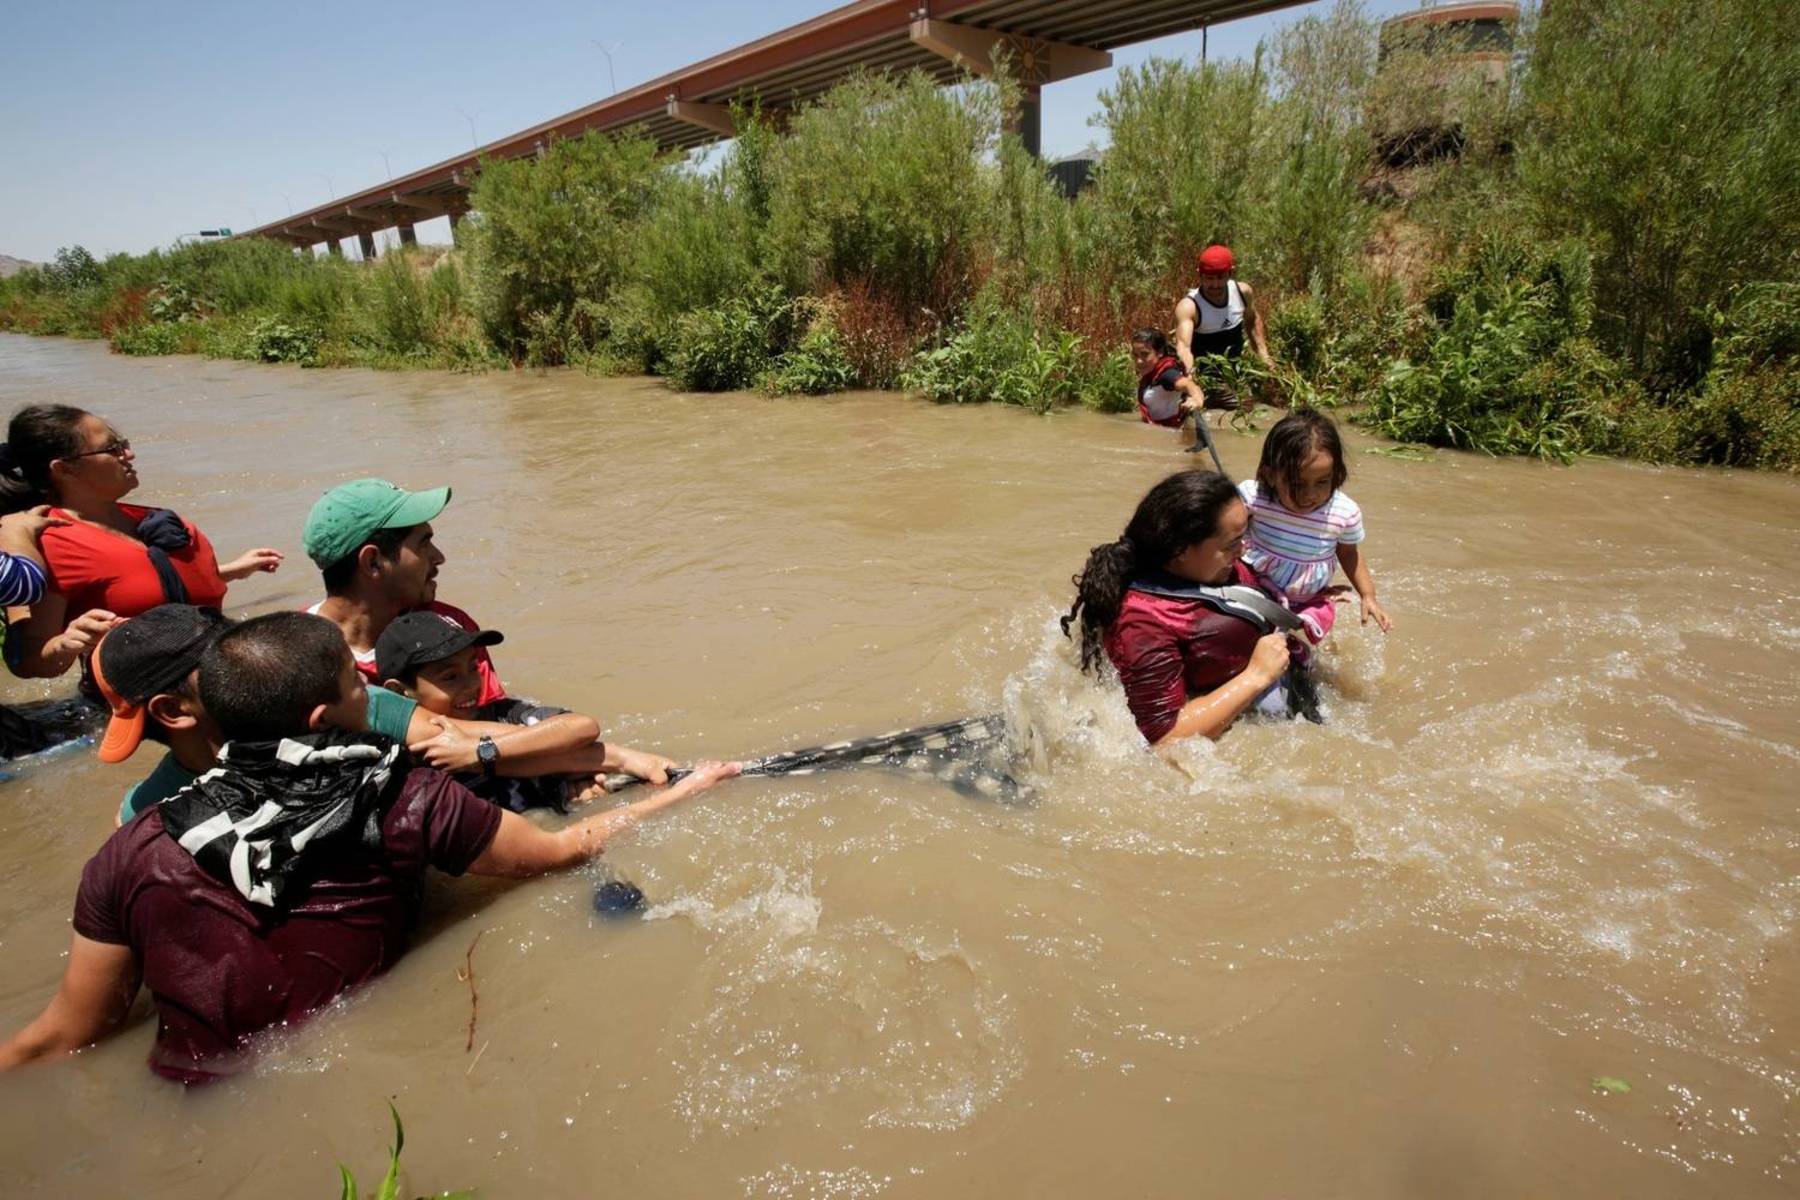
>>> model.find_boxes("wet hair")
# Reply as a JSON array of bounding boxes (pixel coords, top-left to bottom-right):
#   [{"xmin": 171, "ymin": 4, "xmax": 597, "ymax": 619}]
[
  {"xmin": 320, "ymin": 524, "xmax": 414, "ymax": 595},
  {"xmin": 1131, "ymin": 328, "xmax": 1173, "ymax": 357},
  {"xmin": 1061, "ymin": 470, "xmax": 1243, "ymax": 675},
  {"xmin": 1255, "ymin": 409, "xmax": 1347, "ymax": 504},
  {"xmin": 0, "ymin": 404, "xmax": 91, "ymax": 511},
  {"xmin": 199, "ymin": 612, "xmax": 352, "ymax": 743}
]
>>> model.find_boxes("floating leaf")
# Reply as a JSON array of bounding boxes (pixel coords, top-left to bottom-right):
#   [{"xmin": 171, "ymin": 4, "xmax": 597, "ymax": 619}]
[{"xmin": 1591, "ymin": 1075, "xmax": 1632, "ymax": 1094}]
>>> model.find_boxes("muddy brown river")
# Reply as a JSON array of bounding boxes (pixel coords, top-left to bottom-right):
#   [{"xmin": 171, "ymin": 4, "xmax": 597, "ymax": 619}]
[{"xmin": 0, "ymin": 333, "xmax": 1794, "ymax": 1197}]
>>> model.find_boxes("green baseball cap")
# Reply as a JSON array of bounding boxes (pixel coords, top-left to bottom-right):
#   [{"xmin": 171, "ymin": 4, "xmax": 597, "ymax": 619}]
[{"xmin": 302, "ymin": 478, "xmax": 451, "ymax": 569}]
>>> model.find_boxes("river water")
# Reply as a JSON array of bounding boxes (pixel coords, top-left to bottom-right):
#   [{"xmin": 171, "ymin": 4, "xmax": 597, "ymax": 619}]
[{"xmin": 0, "ymin": 333, "xmax": 1794, "ymax": 1197}]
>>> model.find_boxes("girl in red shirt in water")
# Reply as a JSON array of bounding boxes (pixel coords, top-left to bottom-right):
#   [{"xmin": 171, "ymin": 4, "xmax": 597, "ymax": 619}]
[{"xmin": 0, "ymin": 405, "xmax": 282, "ymax": 680}]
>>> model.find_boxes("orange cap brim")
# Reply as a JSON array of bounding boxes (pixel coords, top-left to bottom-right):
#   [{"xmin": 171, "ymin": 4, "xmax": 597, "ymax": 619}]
[
  {"xmin": 97, "ymin": 706, "xmax": 146, "ymax": 764},
  {"xmin": 90, "ymin": 631, "xmax": 147, "ymax": 764}
]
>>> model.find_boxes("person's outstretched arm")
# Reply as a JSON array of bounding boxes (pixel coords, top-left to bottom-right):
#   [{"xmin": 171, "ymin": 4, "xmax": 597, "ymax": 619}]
[
  {"xmin": 408, "ymin": 712, "xmax": 603, "ymax": 775},
  {"xmin": 0, "ymin": 936, "xmax": 139, "ymax": 1071},
  {"xmin": 1336, "ymin": 544, "xmax": 1392, "ymax": 632},
  {"xmin": 468, "ymin": 760, "xmax": 740, "ymax": 878},
  {"xmin": 4, "ymin": 592, "xmax": 122, "ymax": 679}
]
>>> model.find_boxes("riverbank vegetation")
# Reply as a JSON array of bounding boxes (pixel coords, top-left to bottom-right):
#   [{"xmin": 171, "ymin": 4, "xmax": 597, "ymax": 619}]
[{"xmin": 1, "ymin": 0, "xmax": 1793, "ymax": 469}]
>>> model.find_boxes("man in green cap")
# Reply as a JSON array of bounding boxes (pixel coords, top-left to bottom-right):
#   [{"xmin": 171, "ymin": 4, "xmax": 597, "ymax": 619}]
[
  {"xmin": 301, "ymin": 478, "xmax": 678, "ymax": 788},
  {"xmin": 302, "ymin": 477, "xmax": 505, "ymax": 704}
]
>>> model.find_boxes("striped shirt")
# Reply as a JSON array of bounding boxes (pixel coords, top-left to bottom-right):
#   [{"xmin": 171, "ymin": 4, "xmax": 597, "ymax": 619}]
[
  {"xmin": 1237, "ymin": 479, "xmax": 1364, "ymax": 602},
  {"xmin": 0, "ymin": 553, "xmax": 47, "ymax": 607}
]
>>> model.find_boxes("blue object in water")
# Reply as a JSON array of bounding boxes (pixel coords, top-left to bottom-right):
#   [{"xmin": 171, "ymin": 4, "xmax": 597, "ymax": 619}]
[{"xmin": 592, "ymin": 880, "xmax": 646, "ymax": 915}]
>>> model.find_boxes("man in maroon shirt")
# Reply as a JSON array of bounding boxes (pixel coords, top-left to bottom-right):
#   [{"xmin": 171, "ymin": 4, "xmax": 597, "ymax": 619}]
[{"xmin": 0, "ymin": 612, "xmax": 737, "ymax": 1082}]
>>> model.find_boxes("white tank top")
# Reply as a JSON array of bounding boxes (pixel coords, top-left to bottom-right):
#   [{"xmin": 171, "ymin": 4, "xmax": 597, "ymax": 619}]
[
  {"xmin": 1186, "ymin": 280, "xmax": 1244, "ymax": 334},
  {"xmin": 1139, "ymin": 380, "xmax": 1184, "ymax": 424}
]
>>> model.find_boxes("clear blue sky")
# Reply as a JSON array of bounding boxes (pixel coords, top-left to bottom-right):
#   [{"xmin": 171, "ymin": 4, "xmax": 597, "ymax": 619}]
[{"xmin": 0, "ymin": 0, "xmax": 1421, "ymax": 262}]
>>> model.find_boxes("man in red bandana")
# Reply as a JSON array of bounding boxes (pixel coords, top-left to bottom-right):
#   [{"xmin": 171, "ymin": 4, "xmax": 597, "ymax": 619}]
[{"xmin": 1172, "ymin": 243, "xmax": 1273, "ymax": 418}]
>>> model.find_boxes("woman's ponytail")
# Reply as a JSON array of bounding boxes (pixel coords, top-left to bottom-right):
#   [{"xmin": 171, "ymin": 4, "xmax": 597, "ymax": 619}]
[
  {"xmin": 1062, "ymin": 470, "xmax": 1244, "ymax": 675},
  {"xmin": 0, "ymin": 404, "xmax": 89, "ymax": 512},
  {"xmin": 1062, "ymin": 537, "xmax": 1138, "ymax": 674}
]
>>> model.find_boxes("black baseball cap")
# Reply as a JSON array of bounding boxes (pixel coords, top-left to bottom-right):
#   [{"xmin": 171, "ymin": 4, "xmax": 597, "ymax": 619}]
[
  {"xmin": 374, "ymin": 611, "xmax": 503, "ymax": 681},
  {"xmin": 92, "ymin": 605, "xmax": 234, "ymax": 763}
]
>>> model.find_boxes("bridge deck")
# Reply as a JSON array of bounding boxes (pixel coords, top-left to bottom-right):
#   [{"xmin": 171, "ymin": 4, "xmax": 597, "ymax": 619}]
[{"xmin": 248, "ymin": 0, "xmax": 1303, "ymax": 246}]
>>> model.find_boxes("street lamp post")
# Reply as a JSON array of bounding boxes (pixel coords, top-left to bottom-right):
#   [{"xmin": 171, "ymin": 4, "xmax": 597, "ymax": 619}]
[{"xmin": 591, "ymin": 40, "xmax": 618, "ymax": 94}]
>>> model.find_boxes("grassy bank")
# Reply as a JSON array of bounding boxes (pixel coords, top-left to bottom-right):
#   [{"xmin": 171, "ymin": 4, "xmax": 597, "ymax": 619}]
[{"xmin": 2, "ymin": 0, "xmax": 1794, "ymax": 469}]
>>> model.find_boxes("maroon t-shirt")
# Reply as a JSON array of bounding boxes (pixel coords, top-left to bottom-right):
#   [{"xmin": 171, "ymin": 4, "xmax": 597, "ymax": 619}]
[
  {"xmin": 1103, "ymin": 562, "xmax": 1268, "ymax": 744},
  {"xmin": 73, "ymin": 767, "xmax": 501, "ymax": 1083}
]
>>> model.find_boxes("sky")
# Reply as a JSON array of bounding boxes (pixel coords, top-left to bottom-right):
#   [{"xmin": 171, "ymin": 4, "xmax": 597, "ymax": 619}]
[{"xmin": 0, "ymin": 0, "xmax": 1423, "ymax": 262}]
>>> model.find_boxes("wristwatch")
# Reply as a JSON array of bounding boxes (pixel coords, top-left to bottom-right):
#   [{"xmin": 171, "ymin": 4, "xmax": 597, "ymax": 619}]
[{"xmin": 476, "ymin": 735, "xmax": 499, "ymax": 778}]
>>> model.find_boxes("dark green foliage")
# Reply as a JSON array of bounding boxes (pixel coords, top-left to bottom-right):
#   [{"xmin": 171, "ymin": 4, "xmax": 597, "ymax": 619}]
[
  {"xmin": 666, "ymin": 284, "xmax": 798, "ymax": 392},
  {"xmin": 1667, "ymin": 284, "xmax": 1800, "ymax": 470},
  {"xmin": 902, "ymin": 290, "xmax": 1095, "ymax": 415},
  {"xmin": 763, "ymin": 316, "xmax": 857, "ymax": 396},
  {"xmin": 110, "ymin": 322, "xmax": 186, "ymax": 356},
  {"xmin": 1368, "ymin": 236, "xmax": 1621, "ymax": 460},
  {"xmin": 1516, "ymin": 0, "xmax": 1800, "ymax": 378},
  {"xmin": 242, "ymin": 317, "xmax": 322, "ymax": 365},
  {"xmin": 47, "ymin": 246, "xmax": 102, "ymax": 290},
  {"xmin": 764, "ymin": 71, "xmax": 997, "ymax": 310},
  {"xmin": 465, "ymin": 131, "xmax": 668, "ymax": 360},
  {"xmin": 1077, "ymin": 348, "xmax": 1138, "ymax": 414}
]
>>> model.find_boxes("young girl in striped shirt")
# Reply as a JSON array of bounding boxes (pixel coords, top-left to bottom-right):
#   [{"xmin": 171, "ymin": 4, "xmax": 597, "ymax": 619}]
[{"xmin": 1238, "ymin": 409, "xmax": 1392, "ymax": 644}]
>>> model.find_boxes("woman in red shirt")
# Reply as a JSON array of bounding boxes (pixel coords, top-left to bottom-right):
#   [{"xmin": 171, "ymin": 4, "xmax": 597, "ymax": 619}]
[
  {"xmin": 1062, "ymin": 470, "xmax": 1294, "ymax": 745},
  {"xmin": 0, "ymin": 405, "xmax": 283, "ymax": 679}
]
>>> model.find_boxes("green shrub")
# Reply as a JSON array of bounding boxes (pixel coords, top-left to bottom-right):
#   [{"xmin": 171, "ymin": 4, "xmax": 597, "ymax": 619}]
[
  {"xmin": 110, "ymin": 322, "xmax": 186, "ymax": 356},
  {"xmin": 46, "ymin": 246, "xmax": 102, "ymax": 290},
  {"xmin": 466, "ymin": 130, "xmax": 668, "ymax": 361},
  {"xmin": 1517, "ymin": 0, "xmax": 1800, "ymax": 376},
  {"xmin": 271, "ymin": 262, "xmax": 354, "ymax": 330},
  {"xmin": 665, "ymin": 284, "xmax": 797, "ymax": 392},
  {"xmin": 1268, "ymin": 292, "xmax": 1328, "ymax": 377},
  {"xmin": 762, "ymin": 317, "xmax": 856, "ymax": 396},
  {"xmin": 1674, "ymin": 283, "xmax": 1800, "ymax": 470},
  {"xmin": 1075, "ymin": 347, "xmax": 1138, "ymax": 414},
  {"xmin": 589, "ymin": 283, "xmax": 670, "ymax": 374},
  {"xmin": 903, "ymin": 293, "xmax": 1088, "ymax": 414},
  {"xmin": 1368, "ymin": 237, "xmax": 1626, "ymax": 460},
  {"xmin": 356, "ymin": 250, "xmax": 433, "ymax": 356},
  {"xmin": 624, "ymin": 170, "xmax": 758, "ymax": 324},
  {"xmin": 242, "ymin": 317, "xmax": 322, "ymax": 365},
  {"xmin": 765, "ymin": 71, "xmax": 998, "ymax": 311}
]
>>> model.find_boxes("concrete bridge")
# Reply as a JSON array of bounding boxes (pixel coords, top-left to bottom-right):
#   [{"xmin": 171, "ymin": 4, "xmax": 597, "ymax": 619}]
[{"xmin": 246, "ymin": 0, "xmax": 1307, "ymax": 258}]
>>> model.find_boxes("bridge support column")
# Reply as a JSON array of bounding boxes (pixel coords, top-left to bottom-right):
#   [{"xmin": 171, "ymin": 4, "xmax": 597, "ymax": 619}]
[
  {"xmin": 447, "ymin": 212, "xmax": 464, "ymax": 247},
  {"xmin": 325, "ymin": 237, "xmax": 343, "ymax": 257},
  {"xmin": 907, "ymin": 18, "xmax": 1109, "ymax": 158},
  {"xmin": 357, "ymin": 231, "xmax": 378, "ymax": 260},
  {"xmin": 1016, "ymin": 86, "xmax": 1042, "ymax": 158},
  {"xmin": 397, "ymin": 224, "xmax": 418, "ymax": 247}
]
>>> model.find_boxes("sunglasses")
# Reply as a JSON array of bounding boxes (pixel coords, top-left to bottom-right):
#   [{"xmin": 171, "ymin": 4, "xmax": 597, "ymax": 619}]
[{"xmin": 64, "ymin": 437, "xmax": 131, "ymax": 460}]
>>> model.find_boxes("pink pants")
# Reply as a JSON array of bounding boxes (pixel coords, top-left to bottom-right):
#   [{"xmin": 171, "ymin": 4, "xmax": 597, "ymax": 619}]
[{"xmin": 1293, "ymin": 593, "xmax": 1337, "ymax": 645}]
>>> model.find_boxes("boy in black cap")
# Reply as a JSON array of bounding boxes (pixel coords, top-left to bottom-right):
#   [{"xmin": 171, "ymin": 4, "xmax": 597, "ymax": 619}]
[
  {"xmin": 96, "ymin": 604, "xmax": 444, "ymax": 823},
  {"xmin": 92, "ymin": 605, "xmax": 234, "ymax": 822},
  {"xmin": 375, "ymin": 611, "xmax": 614, "ymax": 811}
]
